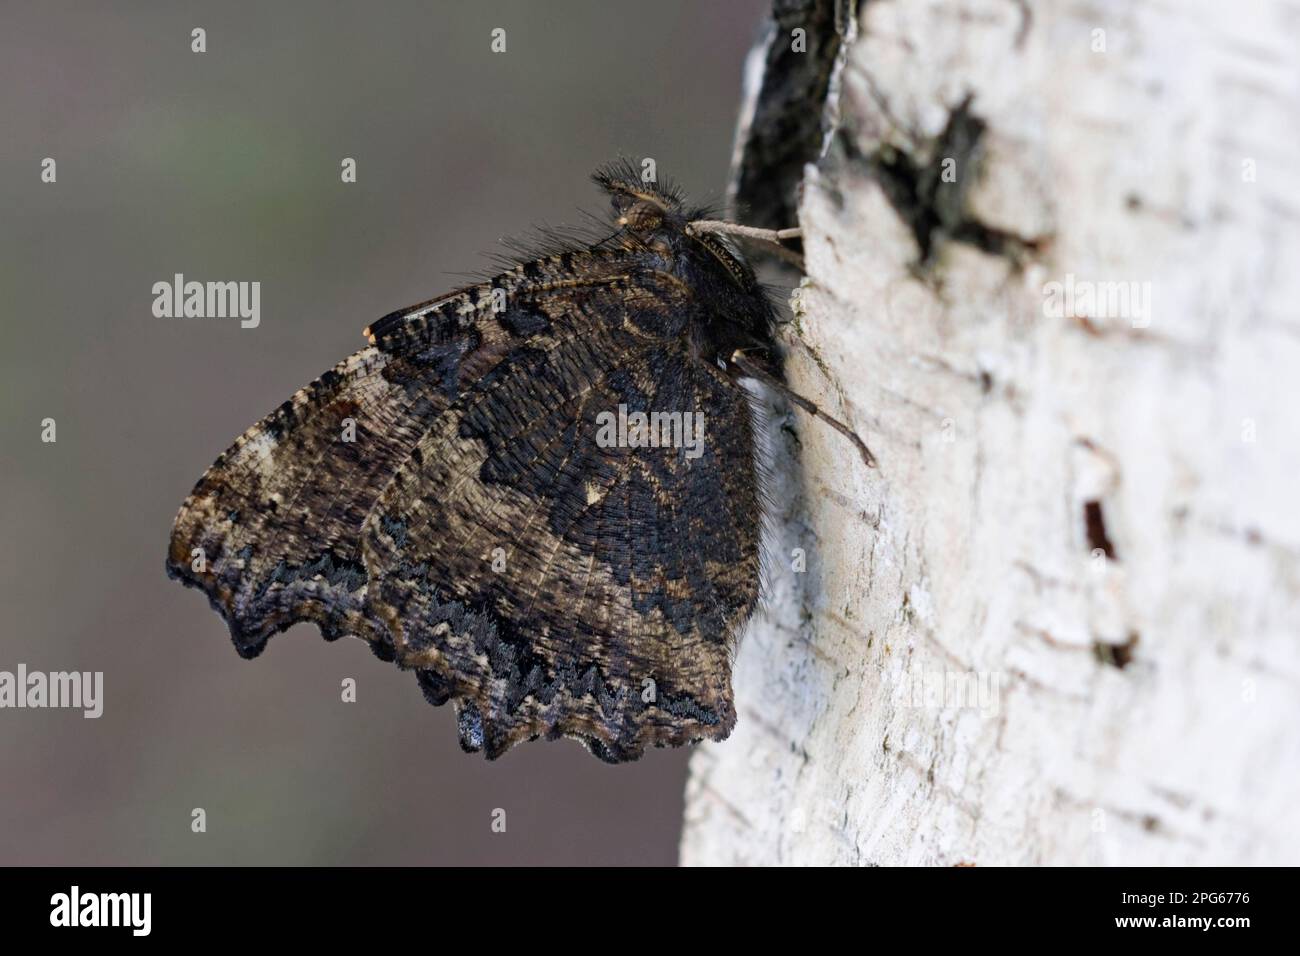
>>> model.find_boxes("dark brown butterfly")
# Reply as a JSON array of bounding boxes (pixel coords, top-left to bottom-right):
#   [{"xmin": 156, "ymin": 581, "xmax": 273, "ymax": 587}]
[{"xmin": 166, "ymin": 161, "xmax": 871, "ymax": 762}]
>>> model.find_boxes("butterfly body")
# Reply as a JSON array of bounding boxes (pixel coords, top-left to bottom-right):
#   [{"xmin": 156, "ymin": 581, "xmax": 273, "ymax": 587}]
[{"xmin": 168, "ymin": 163, "xmax": 781, "ymax": 762}]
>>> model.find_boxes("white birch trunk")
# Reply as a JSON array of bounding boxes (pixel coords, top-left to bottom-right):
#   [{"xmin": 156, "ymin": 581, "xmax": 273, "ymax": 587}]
[{"xmin": 681, "ymin": 0, "xmax": 1300, "ymax": 866}]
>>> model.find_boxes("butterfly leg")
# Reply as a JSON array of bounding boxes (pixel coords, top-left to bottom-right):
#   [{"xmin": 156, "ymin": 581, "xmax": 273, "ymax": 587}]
[{"xmin": 728, "ymin": 349, "xmax": 877, "ymax": 469}]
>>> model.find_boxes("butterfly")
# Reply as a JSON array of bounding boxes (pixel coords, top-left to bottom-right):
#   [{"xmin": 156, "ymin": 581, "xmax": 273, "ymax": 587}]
[{"xmin": 166, "ymin": 161, "xmax": 872, "ymax": 762}]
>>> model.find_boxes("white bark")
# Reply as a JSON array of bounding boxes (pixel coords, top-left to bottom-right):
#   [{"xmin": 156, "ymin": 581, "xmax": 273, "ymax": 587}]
[{"xmin": 682, "ymin": 0, "xmax": 1300, "ymax": 866}]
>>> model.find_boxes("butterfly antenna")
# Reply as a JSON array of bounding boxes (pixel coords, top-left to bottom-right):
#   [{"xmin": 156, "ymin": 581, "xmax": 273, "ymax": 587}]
[
  {"xmin": 689, "ymin": 221, "xmax": 802, "ymax": 243},
  {"xmin": 688, "ymin": 219, "xmax": 805, "ymax": 270}
]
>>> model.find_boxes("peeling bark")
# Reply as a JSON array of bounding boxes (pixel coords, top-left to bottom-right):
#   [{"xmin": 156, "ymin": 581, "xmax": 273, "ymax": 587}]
[{"xmin": 683, "ymin": 0, "xmax": 1300, "ymax": 866}]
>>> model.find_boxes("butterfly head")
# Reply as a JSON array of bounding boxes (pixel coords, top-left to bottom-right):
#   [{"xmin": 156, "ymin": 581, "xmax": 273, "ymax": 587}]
[
  {"xmin": 592, "ymin": 161, "xmax": 687, "ymax": 232},
  {"xmin": 592, "ymin": 162, "xmax": 758, "ymax": 293}
]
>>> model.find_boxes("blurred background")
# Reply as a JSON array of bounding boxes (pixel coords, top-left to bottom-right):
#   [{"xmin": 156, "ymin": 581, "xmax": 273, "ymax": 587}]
[{"xmin": 0, "ymin": 0, "xmax": 767, "ymax": 865}]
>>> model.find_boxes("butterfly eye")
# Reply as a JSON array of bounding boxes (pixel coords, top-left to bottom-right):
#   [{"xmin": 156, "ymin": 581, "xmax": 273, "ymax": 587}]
[
  {"xmin": 617, "ymin": 200, "xmax": 664, "ymax": 233},
  {"xmin": 609, "ymin": 190, "xmax": 636, "ymax": 216}
]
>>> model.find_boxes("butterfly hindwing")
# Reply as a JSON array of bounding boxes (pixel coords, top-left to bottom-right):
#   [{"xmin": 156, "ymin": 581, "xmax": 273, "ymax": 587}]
[{"xmin": 363, "ymin": 273, "xmax": 761, "ymax": 760}]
